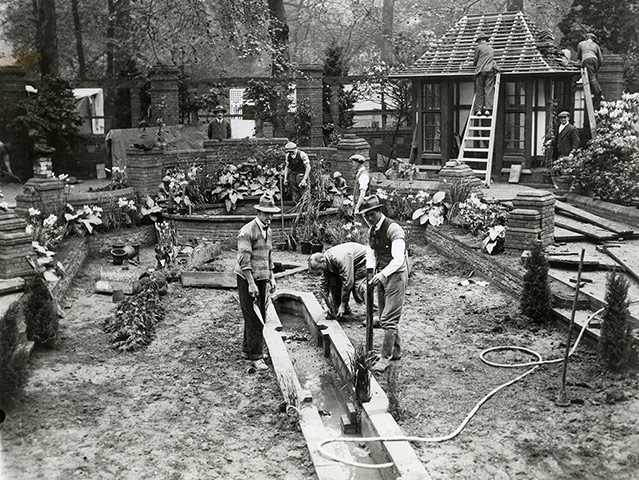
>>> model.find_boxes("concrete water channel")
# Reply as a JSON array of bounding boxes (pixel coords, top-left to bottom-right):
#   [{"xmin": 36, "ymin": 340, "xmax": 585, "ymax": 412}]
[{"xmin": 265, "ymin": 290, "xmax": 429, "ymax": 480}]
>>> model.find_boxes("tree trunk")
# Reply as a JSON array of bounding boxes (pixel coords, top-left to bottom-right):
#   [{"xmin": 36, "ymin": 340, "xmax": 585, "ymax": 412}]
[
  {"xmin": 106, "ymin": 0, "xmax": 115, "ymax": 76},
  {"xmin": 71, "ymin": 0, "xmax": 86, "ymax": 79},
  {"xmin": 38, "ymin": 0, "xmax": 59, "ymax": 76},
  {"xmin": 380, "ymin": 0, "xmax": 395, "ymax": 63},
  {"xmin": 267, "ymin": 0, "xmax": 290, "ymax": 77},
  {"xmin": 32, "ymin": 0, "xmax": 42, "ymax": 58}
]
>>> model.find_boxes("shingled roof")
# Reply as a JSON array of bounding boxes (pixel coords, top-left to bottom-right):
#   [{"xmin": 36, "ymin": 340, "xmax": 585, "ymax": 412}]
[{"xmin": 394, "ymin": 11, "xmax": 579, "ymax": 77}]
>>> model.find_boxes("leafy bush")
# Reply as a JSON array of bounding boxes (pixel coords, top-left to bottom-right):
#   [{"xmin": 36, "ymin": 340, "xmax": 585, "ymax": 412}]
[
  {"xmin": 103, "ymin": 283, "xmax": 165, "ymax": 352},
  {"xmin": 319, "ymin": 218, "xmax": 367, "ymax": 245},
  {"xmin": 457, "ymin": 194, "xmax": 508, "ymax": 236},
  {"xmin": 210, "ymin": 161, "xmax": 281, "ymax": 212},
  {"xmin": 520, "ymin": 242, "xmax": 553, "ymax": 324},
  {"xmin": 411, "ymin": 191, "xmax": 448, "ymax": 227},
  {"xmin": 24, "ymin": 274, "xmax": 59, "ymax": 349},
  {"xmin": 599, "ymin": 271, "xmax": 634, "ymax": 371},
  {"xmin": 100, "ymin": 197, "xmax": 142, "ymax": 231},
  {"xmin": 376, "ymin": 188, "xmax": 432, "ymax": 221},
  {"xmin": 0, "ymin": 302, "xmax": 30, "ymax": 411},
  {"xmin": 64, "ymin": 204, "xmax": 103, "ymax": 236},
  {"xmin": 26, "ymin": 207, "xmax": 66, "ymax": 251},
  {"xmin": 567, "ymin": 93, "xmax": 639, "ymax": 205}
]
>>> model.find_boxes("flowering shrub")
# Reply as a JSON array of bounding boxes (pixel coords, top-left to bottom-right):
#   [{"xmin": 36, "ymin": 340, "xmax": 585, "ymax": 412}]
[
  {"xmin": 101, "ymin": 197, "xmax": 141, "ymax": 231},
  {"xmin": 567, "ymin": 93, "xmax": 639, "ymax": 205},
  {"xmin": 457, "ymin": 194, "xmax": 508, "ymax": 236},
  {"xmin": 411, "ymin": 191, "xmax": 448, "ymax": 226},
  {"xmin": 103, "ymin": 166, "xmax": 128, "ymax": 190},
  {"xmin": 319, "ymin": 219, "xmax": 367, "ymax": 245},
  {"xmin": 64, "ymin": 204, "xmax": 103, "ymax": 235},
  {"xmin": 26, "ymin": 208, "xmax": 66, "ymax": 251},
  {"xmin": 164, "ymin": 164, "xmax": 201, "ymax": 209},
  {"xmin": 210, "ymin": 161, "xmax": 280, "ymax": 212},
  {"xmin": 376, "ymin": 188, "xmax": 432, "ymax": 221}
]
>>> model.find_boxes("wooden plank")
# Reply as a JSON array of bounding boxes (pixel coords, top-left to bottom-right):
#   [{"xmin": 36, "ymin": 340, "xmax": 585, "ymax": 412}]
[
  {"xmin": 581, "ymin": 67, "xmax": 597, "ymax": 135},
  {"xmin": 555, "ymin": 214, "xmax": 619, "ymax": 241},
  {"xmin": 508, "ymin": 164, "xmax": 522, "ymax": 183},
  {"xmin": 602, "ymin": 245, "xmax": 639, "ymax": 283},
  {"xmin": 181, "ymin": 271, "xmax": 237, "ymax": 289},
  {"xmin": 554, "ymin": 226, "xmax": 587, "ymax": 242},
  {"xmin": 555, "ymin": 200, "xmax": 634, "ymax": 237},
  {"xmin": 274, "ymin": 265, "xmax": 308, "ymax": 279},
  {"xmin": 0, "ymin": 277, "xmax": 25, "ymax": 295}
]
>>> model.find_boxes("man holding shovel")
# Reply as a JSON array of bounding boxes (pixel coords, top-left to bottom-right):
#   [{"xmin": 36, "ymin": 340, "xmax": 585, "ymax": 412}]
[
  {"xmin": 360, "ymin": 195, "xmax": 408, "ymax": 373},
  {"xmin": 235, "ymin": 194, "xmax": 280, "ymax": 372}
]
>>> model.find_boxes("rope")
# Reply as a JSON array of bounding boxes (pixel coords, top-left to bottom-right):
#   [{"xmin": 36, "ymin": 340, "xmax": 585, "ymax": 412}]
[{"xmin": 318, "ymin": 308, "xmax": 605, "ymax": 470}]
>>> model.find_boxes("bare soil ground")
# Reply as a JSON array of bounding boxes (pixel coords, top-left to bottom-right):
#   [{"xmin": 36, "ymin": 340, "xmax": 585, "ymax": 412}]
[{"xmin": 1, "ymin": 241, "xmax": 638, "ymax": 480}]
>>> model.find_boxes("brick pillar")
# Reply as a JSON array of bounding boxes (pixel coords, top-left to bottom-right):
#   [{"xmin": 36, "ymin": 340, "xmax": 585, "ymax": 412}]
[
  {"xmin": 335, "ymin": 134, "xmax": 370, "ymax": 182},
  {"xmin": 511, "ymin": 190, "xmax": 555, "ymax": 248},
  {"xmin": 0, "ymin": 66, "xmax": 31, "ymax": 180},
  {"xmin": 437, "ymin": 161, "xmax": 484, "ymax": 199},
  {"xmin": 126, "ymin": 148, "xmax": 165, "ymax": 198},
  {"xmin": 0, "ymin": 210, "xmax": 34, "ymax": 279},
  {"xmin": 599, "ymin": 54, "xmax": 625, "ymax": 101},
  {"xmin": 296, "ymin": 64, "xmax": 324, "ymax": 147},
  {"xmin": 130, "ymin": 82, "xmax": 142, "ymax": 126},
  {"xmin": 15, "ymin": 178, "xmax": 66, "ymax": 217},
  {"xmin": 328, "ymin": 83, "xmax": 340, "ymax": 125},
  {"xmin": 506, "ymin": 209, "xmax": 542, "ymax": 251},
  {"xmin": 149, "ymin": 65, "xmax": 180, "ymax": 126}
]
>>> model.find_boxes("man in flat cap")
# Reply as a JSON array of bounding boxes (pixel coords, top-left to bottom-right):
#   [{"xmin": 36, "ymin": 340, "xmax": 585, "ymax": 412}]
[
  {"xmin": 552, "ymin": 111, "xmax": 580, "ymax": 159},
  {"xmin": 473, "ymin": 31, "xmax": 498, "ymax": 117},
  {"xmin": 283, "ymin": 142, "xmax": 311, "ymax": 203},
  {"xmin": 207, "ymin": 105, "xmax": 232, "ymax": 140},
  {"xmin": 351, "ymin": 154, "xmax": 370, "ymax": 214}
]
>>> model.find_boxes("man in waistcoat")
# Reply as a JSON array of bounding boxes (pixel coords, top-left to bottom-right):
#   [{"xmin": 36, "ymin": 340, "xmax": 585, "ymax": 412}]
[
  {"xmin": 351, "ymin": 154, "xmax": 370, "ymax": 214},
  {"xmin": 361, "ymin": 195, "xmax": 408, "ymax": 373},
  {"xmin": 308, "ymin": 242, "xmax": 368, "ymax": 320},
  {"xmin": 283, "ymin": 142, "xmax": 311, "ymax": 203},
  {"xmin": 235, "ymin": 193, "xmax": 280, "ymax": 372},
  {"xmin": 207, "ymin": 105, "xmax": 232, "ymax": 140},
  {"xmin": 577, "ymin": 33, "xmax": 604, "ymax": 110}
]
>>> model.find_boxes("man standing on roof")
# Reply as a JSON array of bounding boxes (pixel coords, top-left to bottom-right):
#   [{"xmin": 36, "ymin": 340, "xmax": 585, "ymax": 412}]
[
  {"xmin": 207, "ymin": 105, "xmax": 232, "ymax": 140},
  {"xmin": 283, "ymin": 142, "xmax": 311, "ymax": 203},
  {"xmin": 577, "ymin": 33, "xmax": 604, "ymax": 110},
  {"xmin": 360, "ymin": 195, "xmax": 408, "ymax": 373},
  {"xmin": 552, "ymin": 111, "xmax": 580, "ymax": 159},
  {"xmin": 473, "ymin": 32, "xmax": 498, "ymax": 117},
  {"xmin": 351, "ymin": 154, "xmax": 370, "ymax": 214}
]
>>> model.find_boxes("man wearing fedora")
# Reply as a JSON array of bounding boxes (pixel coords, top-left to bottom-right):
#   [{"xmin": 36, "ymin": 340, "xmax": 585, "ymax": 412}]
[
  {"xmin": 283, "ymin": 142, "xmax": 311, "ymax": 203},
  {"xmin": 473, "ymin": 32, "xmax": 498, "ymax": 117},
  {"xmin": 234, "ymin": 193, "xmax": 280, "ymax": 372},
  {"xmin": 552, "ymin": 111, "xmax": 580, "ymax": 160},
  {"xmin": 360, "ymin": 195, "xmax": 408, "ymax": 373},
  {"xmin": 351, "ymin": 154, "xmax": 370, "ymax": 214},
  {"xmin": 207, "ymin": 105, "xmax": 232, "ymax": 141}
]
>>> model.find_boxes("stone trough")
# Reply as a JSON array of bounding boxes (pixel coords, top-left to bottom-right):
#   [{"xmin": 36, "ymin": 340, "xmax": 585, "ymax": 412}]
[{"xmin": 265, "ymin": 290, "xmax": 430, "ymax": 480}]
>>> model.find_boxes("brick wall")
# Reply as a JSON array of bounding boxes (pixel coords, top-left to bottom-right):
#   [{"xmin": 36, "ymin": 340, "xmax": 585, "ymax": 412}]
[
  {"xmin": 51, "ymin": 237, "xmax": 88, "ymax": 302},
  {"xmin": 297, "ymin": 65, "xmax": 324, "ymax": 147}
]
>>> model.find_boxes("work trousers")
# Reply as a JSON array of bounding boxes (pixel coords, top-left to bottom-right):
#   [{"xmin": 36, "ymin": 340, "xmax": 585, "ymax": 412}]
[
  {"xmin": 582, "ymin": 58, "xmax": 602, "ymax": 107},
  {"xmin": 289, "ymin": 173, "xmax": 308, "ymax": 203},
  {"xmin": 376, "ymin": 268, "xmax": 408, "ymax": 360},
  {"xmin": 475, "ymin": 72, "xmax": 495, "ymax": 111},
  {"xmin": 237, "ymin": 275, "xmax": 268, "ymax": 361},
  {"xmin": 326, "ymin": 274, "xmax": 366, "ymax": 310}
]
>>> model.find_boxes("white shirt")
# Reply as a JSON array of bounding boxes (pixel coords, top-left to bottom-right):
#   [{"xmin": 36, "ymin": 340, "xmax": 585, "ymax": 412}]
[
  {"xmin": 357, "ymin": 166, "xmax": 370, "ymax": 193},
  {"xmin": 558, "ymin": 123, "xmax": 567, "ymax": 134},
  {"xmin": 365, "ymin": 214, "xmax": 406, "ymax": 277}
]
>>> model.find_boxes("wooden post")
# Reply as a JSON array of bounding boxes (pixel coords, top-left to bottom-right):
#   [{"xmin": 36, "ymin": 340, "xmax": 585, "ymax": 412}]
[{"xmin": 366, "ymin": 268, "xmax": 374, "ymax": 352}]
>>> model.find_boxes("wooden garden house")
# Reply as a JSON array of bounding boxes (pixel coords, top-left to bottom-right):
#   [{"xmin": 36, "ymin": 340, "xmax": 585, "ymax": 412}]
[{"xmin": 394, "ymin": 11, "xmax": 582, "ymax": 184}]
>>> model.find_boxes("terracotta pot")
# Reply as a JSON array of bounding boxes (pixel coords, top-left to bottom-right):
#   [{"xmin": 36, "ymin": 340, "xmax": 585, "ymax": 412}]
[{"xmin": 111, "ymin": 248, "xmax": 127, "ymax": 265}]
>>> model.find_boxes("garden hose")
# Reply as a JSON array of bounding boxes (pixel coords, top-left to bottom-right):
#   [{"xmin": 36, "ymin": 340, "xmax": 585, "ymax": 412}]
[{"xmin": 318, "ymin": 307, "xmax": 605, "ymax": 470}]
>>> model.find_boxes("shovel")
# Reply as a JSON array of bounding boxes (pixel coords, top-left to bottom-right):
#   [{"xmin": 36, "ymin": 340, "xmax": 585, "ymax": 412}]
[{"xmin": 279, "ymin": 176, "xmax": 296, "ymax": 251}]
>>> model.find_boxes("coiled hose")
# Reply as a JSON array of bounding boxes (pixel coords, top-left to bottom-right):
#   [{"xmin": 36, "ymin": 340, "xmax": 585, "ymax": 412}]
[{"xmin": 318, "ymin": 307, "xmax": 605, "ymax": 470}]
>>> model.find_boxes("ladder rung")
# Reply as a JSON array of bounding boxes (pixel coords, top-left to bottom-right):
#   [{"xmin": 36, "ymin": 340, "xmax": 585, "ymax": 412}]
[
  {"xmin": 468, "ymin": 126, "xmax": 491, "ymax": 131},
  {"xmin": 461, "ymin": 158, "xmax": 488, "ymax": 163},
  {"xmin": 464, "ymin": 147, "xmax": 490, "ymax": 152},
  {"xmin": 465, "ymin": 136, "xmax": 489, "ymax": 141},
  {"xmin": 472, "ymin": 169, "xmax": 488, "ymax": 174},
  {"xmin": 470, "ymin": 116, "xmax": 492, "ymax": 121}
]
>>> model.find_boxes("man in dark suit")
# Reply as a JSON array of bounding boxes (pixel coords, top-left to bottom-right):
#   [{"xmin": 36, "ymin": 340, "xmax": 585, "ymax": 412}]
[
  {"xmin": 552, "ymin": 111, "xmax": 580, "ymax": 159},
  {"xmin": 207, "ymin": 105, "xmax": 232, "ymax": 140}
]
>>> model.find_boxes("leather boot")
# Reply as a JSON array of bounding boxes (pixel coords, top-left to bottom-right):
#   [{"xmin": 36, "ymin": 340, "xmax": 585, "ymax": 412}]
[{"xmin": 372, "ymin": 330, "xmax": 397, "ymax": 373}]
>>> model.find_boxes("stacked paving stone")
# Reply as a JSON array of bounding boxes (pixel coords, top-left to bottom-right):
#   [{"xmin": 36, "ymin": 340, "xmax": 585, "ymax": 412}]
[
  {"xmin": 0, "ymin": 210, "xmax": 35, "ymax": 279},
  {"xmin": 507, "ymin": 190, "xmax": 555, "ymax": 250},
  {"xmin": 438, "ymin": 161, "xmax": 484, "ymax": 199}
]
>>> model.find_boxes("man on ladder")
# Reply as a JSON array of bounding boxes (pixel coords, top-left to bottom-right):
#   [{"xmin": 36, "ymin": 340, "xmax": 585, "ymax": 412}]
[
  {"xmin": 577, "ymin": 33, "xmax": 604, "ymax": 110},
  {"xmin": 473, "ymin": 31, "xmax": 499, "ymax": 116}
]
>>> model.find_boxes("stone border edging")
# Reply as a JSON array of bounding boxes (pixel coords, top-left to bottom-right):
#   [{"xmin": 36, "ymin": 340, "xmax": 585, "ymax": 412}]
[{"xmin": 268, "ymin": 290, "xmax": 431, "ymax": 480}]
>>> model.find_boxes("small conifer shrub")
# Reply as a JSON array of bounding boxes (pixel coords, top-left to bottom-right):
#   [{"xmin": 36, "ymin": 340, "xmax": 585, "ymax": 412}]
[
  {"xmin": 520, "ymin": 242, "xmax": 553, "ymax": 324},
  {"xmin": 24, "ymin": 273, "xmax": 59, "ymax": 349},
  {"xmin": 0, "ymin": 302, "xmax": 30, "ymax": 411},
  {"xmin": 599, "ymin": 271, "xmax": 633, "ymax": 371}
]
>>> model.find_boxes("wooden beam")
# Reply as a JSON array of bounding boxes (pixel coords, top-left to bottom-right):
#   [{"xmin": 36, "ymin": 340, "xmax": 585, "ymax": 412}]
[
  {"xmin": 555, "ymin": 201, "xmax": 634, "ymax": 237},
  {"xmin": 555, "ymin": 214, "xmax": 619, "ymax": 241},
  {"xmin": 602, "ymin": 245, "xmax": 639, "ymax": 283}
]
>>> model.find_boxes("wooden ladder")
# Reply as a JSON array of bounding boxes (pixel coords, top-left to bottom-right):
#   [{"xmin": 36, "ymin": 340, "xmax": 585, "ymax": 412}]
[
  {"xmin": 458, "ymin": 73, "xmax": 501, "ymax": 187},
  {"xmin": 580, "ymin": 67, "xmax": 597, "ymax": 135}
]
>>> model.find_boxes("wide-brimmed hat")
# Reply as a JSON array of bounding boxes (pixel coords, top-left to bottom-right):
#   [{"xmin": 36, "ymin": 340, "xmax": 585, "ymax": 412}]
[
  {"xmin": 476, "ymin": 31, "xmax": 490, "ymax": 41},
  {"xmin": 350, "ymin": 154, "xmax": 367, "ymax": 163},
  {"xmin": 212, "ymin": 105, "xmax": 226, "ymax": 113},
  {"xmin": 333, "ymin": 171, "xmax": 342, "ymax": 178},
  {"xmin": 254, "ymin": 194, "xmax": 281, "ymax": 213},
  {"xmin": 359, "ymin": 195, "xmax": 384, "ymax": 215},
  {"xmin": 285, "ymin": 142, "xmax": 297, "ymax": 151},
  {"xmin": 558, "ymin": 111, "xmax": 570, "ymax": 118}
]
